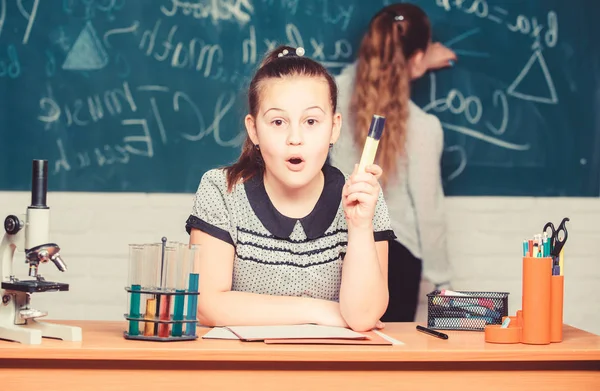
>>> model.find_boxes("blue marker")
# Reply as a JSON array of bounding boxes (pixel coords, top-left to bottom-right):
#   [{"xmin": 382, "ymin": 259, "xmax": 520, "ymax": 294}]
[
  {"xmin": 522, "ymin": 240, "xmax": 528, "ymax": 257},
  {"xmin": 501, "ymin": 317, "xmax": 511, "ymax": 328}
]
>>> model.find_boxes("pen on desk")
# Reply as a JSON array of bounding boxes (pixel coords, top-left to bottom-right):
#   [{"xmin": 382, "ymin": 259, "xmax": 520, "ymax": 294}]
[{"xmin": 416, "ymin": 325, "xmax": 448, "ymax": 340}]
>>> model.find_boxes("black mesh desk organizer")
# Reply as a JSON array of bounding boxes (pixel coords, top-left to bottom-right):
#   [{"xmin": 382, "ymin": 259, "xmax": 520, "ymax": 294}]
[{"xmin": 426, "ymin": 290, "xmax": 509, "ymax": 331}]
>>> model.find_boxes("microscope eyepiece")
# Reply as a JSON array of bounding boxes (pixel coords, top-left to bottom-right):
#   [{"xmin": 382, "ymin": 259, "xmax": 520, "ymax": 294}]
[{"xmin": 30, "ymin": 159, "xmax": 48, "ymax": 209}]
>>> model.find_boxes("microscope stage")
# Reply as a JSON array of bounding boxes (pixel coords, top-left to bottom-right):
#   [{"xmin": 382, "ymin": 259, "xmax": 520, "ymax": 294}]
[{"xmin": 1, "ymin": 280, "xmax": 69, "ymax": 293}]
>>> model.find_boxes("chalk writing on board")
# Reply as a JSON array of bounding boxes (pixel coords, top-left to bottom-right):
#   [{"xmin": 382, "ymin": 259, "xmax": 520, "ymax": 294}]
[
  {"xmin": 138, "ymin": 19, "xmax": 224, "ymax": 77},
  {"xmin": 423, "ymin": 73, "xmax": 527, "ymax": 151},
  {"xmin": 0, "ymin": 0, "xmax": 5, "ymax": 41},
  {"xmin": 506, "ymin": 10, "xmax": 558, "ymax": 50},
  {"xmin": 0, "ymin": 0, "xmax": 39, "ymax": 44},
  {"xmin": 286, "ymin": 23, "xmax": 352, "ymax": 67},
  {"xmin": 444, "ymin": 145, "xmax": 467, "ymax": 181},
  {"xmin": 103, "ymin": 21, "xmax": 139, "ymax": 48},
  {"xmin": 262, "ymin": 0, "xmax": 353, "ymax": 31},
  {"xmin": 38, "ymin": 81, "xmax": 138, "ymax": 129},
  {"xmin": 422, "ymin": 70, "xmax": 530, "ymax": 181},
  {"xmin": 45, "ymin": 49, "xmax": 55, "ymax": 77},
  {"xmin": 444, "ymin": 28, "xmax": 490, "ymax": 58},
  {"xmin": 436, "ymin": 0, "xmax": 502, "ymax": 23},
  {"xmin": 439, "ymin": 5, "xmax": 559, "ymax": 104},
  {"xmin": 241, "ymin": 22, "xmax": 352, "ymax": 68},
  {"xmin": 318, "ymin": 0, "xmax": 354, "ymax": 32},
  {"xmin": 63, "ymin": 21, "xmax": 109, "ymax": 71},
  {"xmin": 262, "ymin": 0, "xmax": 299, "ymax": 15},
  {"xmin": 278, "ymin": 0, "xmax": 299, "ymax": 15},
  {"xmin": 16, "ymin": 0, "xmax": 39, "ymax": 44},
  {"xmin": 507, "ymin": 50, "xmax": 558, "ymax": 104},
  {"xmin": 63, "ymin": 0, "xmax": 125, "ymax": 21},
  {"xmin": 48, "ymin": 82, "xmax": 244, "ymax": 174},
  {"xmin": 160, "ymin": 0, "xmax": 254, "ymax": 26},
  {"xmin": 435, "ymin": 0, "xmax": 558, "ymax": 50},
  {"xmin": 0, "ymin": 44, "xmax": 20, "ymax": 78},
  {"xmin": 50, "ymin": 26, "xmax": 73, "ymax": 53},
  {"xmin": 242, "ymin": 25, "xmax": 256, "ymax": 64}
]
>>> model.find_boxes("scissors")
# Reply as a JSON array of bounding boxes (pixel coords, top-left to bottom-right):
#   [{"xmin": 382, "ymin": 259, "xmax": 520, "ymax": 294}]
[{"xmin": 543, "ymin": 217, "xmax": 570, "ymax": 256}]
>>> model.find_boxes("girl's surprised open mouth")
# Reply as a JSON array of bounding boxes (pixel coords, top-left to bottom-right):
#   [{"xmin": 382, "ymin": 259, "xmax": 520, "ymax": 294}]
[{"xmin": 285, "ymin": 155, "xmax": 305, "ymax": 171}]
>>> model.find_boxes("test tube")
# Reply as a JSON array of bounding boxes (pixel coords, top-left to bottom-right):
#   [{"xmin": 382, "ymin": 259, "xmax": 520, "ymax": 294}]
[
  {"xmin": 172, "ymin": 243, "xmax": 191, "ymax": 337},
  {"xmin": 157, "ymin": 240, "xmax": 178, "ymax": 337},
  {"xmin": 186, "ymin": 244, "xmax": 200, "ymax": 336},
  {"xmin": 143, "ymin": 243, "xmax": 160, "ymax": 336},
  {"xmin": 127, "ymin": 244, "xmax": 144, "ymax": 336}
]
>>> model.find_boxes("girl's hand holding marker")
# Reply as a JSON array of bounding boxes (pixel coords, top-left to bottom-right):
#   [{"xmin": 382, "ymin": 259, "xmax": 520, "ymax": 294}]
[{"xmin": 343, "ymin": 115, "xmax": 386, "ymax": 228}]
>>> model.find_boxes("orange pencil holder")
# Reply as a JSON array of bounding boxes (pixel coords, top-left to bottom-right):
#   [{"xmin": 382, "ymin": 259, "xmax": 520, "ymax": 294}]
[
  {"xmin": 550, "ymin": 275, "xmax": 564, "ymax": 342},
  {"xmin": 485, "ymin": 256, "xmax": 564, "ymax": 344},
  {"xmin": 521, "ymin": 256, "xmax": 552, "ymax": 344}
]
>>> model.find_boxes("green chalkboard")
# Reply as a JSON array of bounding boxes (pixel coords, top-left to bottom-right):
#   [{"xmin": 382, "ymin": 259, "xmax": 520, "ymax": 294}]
[{"xmin": 1, "ymin": 0, "xmax": 599, "ymax": 196}]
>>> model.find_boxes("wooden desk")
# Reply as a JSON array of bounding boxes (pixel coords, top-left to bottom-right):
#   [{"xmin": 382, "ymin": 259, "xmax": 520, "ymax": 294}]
[{"xmin": 0, "ymin": 321, "xmax": 598, "ymax": 391}]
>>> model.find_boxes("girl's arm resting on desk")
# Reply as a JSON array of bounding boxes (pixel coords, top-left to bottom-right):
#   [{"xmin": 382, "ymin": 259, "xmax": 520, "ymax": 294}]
[
  {"xmin": 339, "ymin": 226, "xmax": 389, "ymax": 331},
  {"xmin": 190, "ymin": 229, "xmax": 348, "ymax": 327}
]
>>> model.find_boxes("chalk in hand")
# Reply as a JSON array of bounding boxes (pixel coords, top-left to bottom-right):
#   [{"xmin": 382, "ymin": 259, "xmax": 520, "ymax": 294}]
[{"xmin": 358, "ymin": 115, "xmax": 386, "ymax": 173}]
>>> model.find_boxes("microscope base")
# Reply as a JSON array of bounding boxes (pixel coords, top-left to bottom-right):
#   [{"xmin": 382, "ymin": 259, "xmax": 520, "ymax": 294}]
[
  {"xmin": 0, "ymin": 324, "xmax": 43, "ymax": 344},
  {"xmin": 0, "ymin": 320, "xmax": 82, "ymax": 344},
  {"xmin": 21, "ymin": 320, "xmax": 82, "ymax": 342}
]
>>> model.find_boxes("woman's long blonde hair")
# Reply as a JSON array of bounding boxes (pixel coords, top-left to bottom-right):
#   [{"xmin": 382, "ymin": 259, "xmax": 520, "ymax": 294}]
[{"xmin": 351, "ymin": 3, "xmax": 431, "ymax": 188}]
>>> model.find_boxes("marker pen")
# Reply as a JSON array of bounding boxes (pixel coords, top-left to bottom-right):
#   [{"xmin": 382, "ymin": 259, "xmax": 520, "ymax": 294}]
[
  {"xmin": 358, "ymin": 115, "xmax": 386, "ymax": 173},
  {"xmin": 416, "ymin": 325, "xmax": 448, "ymax": 340}
]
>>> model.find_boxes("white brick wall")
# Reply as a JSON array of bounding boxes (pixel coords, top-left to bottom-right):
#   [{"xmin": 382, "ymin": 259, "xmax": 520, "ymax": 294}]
[{"xmin": 0, "ymin": 191, "xmax": 598, "ymax": 335}]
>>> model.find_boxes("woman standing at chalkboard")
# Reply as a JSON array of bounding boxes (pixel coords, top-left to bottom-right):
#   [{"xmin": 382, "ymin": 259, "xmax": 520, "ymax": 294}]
[{"xmin": 330, "ymin": 3, "xmax": 456, "ymax": 322}]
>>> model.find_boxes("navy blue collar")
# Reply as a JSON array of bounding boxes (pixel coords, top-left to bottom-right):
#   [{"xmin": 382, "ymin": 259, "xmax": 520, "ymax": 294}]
[{"xmin": 244, "ymin": 164, "xmax": 344, "ymax": 240}]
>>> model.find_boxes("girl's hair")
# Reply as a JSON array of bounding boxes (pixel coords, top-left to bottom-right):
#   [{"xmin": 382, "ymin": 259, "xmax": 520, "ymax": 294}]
[
  {"xmin": 351, "ymin": 3, "xmax": 431, "ymax": 189},
  {"xmin": 224, "ymin": 45, "xmax": 338, "ymax": 192}
]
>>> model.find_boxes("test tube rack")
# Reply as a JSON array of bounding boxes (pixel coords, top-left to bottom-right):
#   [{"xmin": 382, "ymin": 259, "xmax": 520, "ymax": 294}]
[
  {"xmin": 123, "ymin": 286, "xmax": 199, "ymax": 342},
  {"xmin": 123, "ymin": 237, "xmax": 200, "ymax": 342}
]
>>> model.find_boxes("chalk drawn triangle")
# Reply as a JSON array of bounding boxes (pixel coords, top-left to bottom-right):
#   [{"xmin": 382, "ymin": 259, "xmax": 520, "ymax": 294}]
[
  {"xmin": 507, "ymin": 50, "xmax": 558, "ymax": 104},
  {"xmin": 62, "ymin": 21, "xmax": 109, "ymax": 71}
]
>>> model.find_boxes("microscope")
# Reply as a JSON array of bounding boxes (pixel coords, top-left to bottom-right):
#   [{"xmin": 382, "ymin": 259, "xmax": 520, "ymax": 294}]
[{"xmin": 0, "ymin": 160, "xmax": 82, "ymax": 344}]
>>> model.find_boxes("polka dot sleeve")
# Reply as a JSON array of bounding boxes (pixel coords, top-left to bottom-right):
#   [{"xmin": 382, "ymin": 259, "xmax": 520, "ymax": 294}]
[
  {"xmin": 372, "ymin": 188, "xmax": 397, "ymax": 242},
  {"xmin": 185, "ymin": 169, "xmax": 234, "ymax": 246}
]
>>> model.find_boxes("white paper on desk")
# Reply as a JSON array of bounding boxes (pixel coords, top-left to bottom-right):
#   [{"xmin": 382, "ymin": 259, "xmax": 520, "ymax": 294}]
[
  {"xmin": 373, "ymin": 330, "xmax": 404, "ymax": 345},
  {"xmin": 224, "ymin": 324, "xmax": 367, "ymax": 341},
  {"xmin": 202, "ymin": 327, "xmax": 240, "ymax": 340}
]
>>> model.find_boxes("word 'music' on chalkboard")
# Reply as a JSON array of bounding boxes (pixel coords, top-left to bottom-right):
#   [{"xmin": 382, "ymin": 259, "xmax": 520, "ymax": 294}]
[{"xmin": 1, "ymin": 0, "xmax": 599, "ymax": 196}]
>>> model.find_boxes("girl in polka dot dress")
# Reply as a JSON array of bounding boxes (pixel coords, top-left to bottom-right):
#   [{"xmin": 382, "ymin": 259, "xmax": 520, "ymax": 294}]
[{"xmin": 186, "ymin": 45, "xmax": 396, "ymax": 332}]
